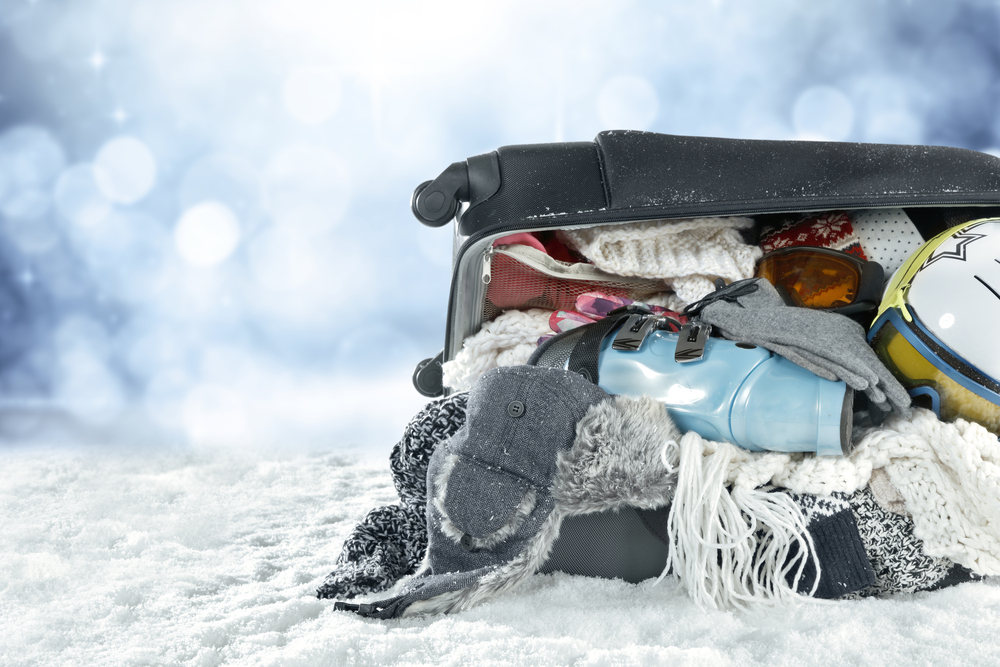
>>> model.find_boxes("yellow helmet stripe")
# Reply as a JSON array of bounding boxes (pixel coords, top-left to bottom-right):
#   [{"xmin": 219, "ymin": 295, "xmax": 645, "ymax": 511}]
[{"xmin": 876, "ymin": 217, "xmax": 998, "ymax": 323}]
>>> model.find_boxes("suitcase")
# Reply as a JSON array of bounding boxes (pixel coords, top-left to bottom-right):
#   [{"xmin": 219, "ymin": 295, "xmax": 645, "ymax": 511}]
[{"xmin": 410, "ymin": 130, "xmax": 1000, "ymax": 398}]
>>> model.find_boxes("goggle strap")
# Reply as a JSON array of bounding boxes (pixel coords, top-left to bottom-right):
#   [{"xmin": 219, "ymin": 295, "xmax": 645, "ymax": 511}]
[
  {"xmin": 905, "ymin": 310, "xmax": 1000, "ymax": 396},
  {"xmin": 907, "ymin": 386, "xmax": 942, "ymax": 417}
]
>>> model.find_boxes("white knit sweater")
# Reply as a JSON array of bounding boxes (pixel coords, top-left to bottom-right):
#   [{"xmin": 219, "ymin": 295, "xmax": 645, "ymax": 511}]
[{"xmin": 559, "ymin": 217, "xmax": 762, "ymax": 305}]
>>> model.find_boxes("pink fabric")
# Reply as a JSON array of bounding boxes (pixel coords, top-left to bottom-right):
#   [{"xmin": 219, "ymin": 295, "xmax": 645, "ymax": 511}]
[
  {"xmin": 538, "ymin": 291, "xmax": 687, "ymax": 346},
  {"xmin": 548, "ymin": 310, "xmax": 598, "ymax": 334},
  {"xmin": 493, "ymin": 233, "xmax": 546, "ymax": 253}
]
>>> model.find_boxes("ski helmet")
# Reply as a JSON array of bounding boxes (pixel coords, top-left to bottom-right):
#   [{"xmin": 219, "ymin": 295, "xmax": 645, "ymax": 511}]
[{"xmin": 868, "ymin": 218, "xmax": 1000, "ymax": 434}]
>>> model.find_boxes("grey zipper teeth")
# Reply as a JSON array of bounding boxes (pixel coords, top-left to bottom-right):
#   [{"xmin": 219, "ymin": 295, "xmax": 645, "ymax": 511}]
[{"xmin": 444, "ymin": 199, "xmax": 1000, "ymax": 360}]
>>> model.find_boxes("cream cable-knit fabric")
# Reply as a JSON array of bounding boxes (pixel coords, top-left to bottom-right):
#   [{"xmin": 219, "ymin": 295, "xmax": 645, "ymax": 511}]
[
  {"xmin": 678, "ymin": 408, "xmax": 1000, "ymax": 577},
  {"xmin": 559, "ymin": 217, "xmax": 762, "ymax": 306},
  {"xmin": 441, "ymin": 309, "xmax": 552, "ymax": 392},
  {"xmin": 852, "ymin": 410, "xmax": 1000, "ymax": 575}
]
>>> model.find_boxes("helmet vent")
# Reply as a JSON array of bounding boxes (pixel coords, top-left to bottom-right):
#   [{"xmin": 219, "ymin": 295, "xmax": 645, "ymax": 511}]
[{"xmin": 974, "ymin": 275, "xmax": 1000, "ymax": 303}]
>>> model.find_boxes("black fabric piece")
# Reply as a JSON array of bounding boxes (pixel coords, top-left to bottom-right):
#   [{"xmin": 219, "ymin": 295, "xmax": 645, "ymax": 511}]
[
  {"xmin": 903, "ymin": 206, "xmax": 1000, "ymax": 241},
  {"xmin": 635, "ymin": 505, "xmax": 672, "ymax": 547},
  {"xmin": 538, "ymin": 507, "xmax": 670, "ymax": 584},
  {"xmin": 316, "ymin": 393, "xmax": 469, "ymax": 600},
  {"xmin": 790, "ymin": 500, "xmax": 875, "ymax": 599},
  {"xmin": 927, "ymin": 563, "xmax": 981, "ymax": 592},
  {"xmin": 768, "ymin": 489, "xmax": 875, "ymax": 599}
]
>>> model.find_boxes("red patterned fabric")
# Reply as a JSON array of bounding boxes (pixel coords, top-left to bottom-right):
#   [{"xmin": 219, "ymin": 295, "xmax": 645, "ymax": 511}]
[{"xmin": 759, "ymin": 211, "xmax": 868, "ymax": 260}]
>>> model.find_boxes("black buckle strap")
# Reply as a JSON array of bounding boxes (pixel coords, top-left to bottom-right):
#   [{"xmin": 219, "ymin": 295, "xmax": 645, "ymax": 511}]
[
  {"xmin": 682, "ymin": 278, "xmax": 759, "ymax": 317},
  {"xmin": 567, "ymin": 305, "xmax": 651, "ymax": 384}
]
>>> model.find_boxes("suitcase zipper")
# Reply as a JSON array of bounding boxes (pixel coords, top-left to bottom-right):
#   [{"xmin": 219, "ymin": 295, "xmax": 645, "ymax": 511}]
[{"xmin": 482, "ymin": 246, "xmax": 494, "ymax": 285}]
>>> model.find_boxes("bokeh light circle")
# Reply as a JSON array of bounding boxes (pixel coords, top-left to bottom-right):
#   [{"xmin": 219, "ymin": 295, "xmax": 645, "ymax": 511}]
[
  {"xmin": 179, "ymin": 154, "xmax": 262, "ymax": 223},
  {"xmin": 174, "ymin": 201, "xmax": 241, "ymax": 267},
  {"xmin": 55, "ymin": 164, "xmax": 113, "ymax": 228},
  {"xmin": 0, "ymin": 125, "xmax": 65, "ymax": 223},
  {"xmin": 94, "ymin": 136, "xmax": 158, "ymax": 204}
]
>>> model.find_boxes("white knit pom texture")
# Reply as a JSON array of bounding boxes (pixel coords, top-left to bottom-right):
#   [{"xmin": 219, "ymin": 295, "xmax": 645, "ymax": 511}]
[{"xmin": 441, "ymin": 308, "xmax": 553, "ymax": 391}]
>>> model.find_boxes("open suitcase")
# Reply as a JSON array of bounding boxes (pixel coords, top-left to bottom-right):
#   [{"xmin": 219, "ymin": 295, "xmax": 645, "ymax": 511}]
[
  {"xmin": 401, "ymin": 130, "xmax": 1000, "ymax": 586},
  {"xmin": 411, "ymin": 130, "xmax": 1000, "ymax": 398},
  {"xmin": 326, "ymin": 132, "xmax": 1000, "ymax": 616}
]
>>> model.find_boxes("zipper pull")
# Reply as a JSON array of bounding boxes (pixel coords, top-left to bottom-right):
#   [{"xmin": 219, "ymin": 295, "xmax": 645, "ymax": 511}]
[{"xmin": 482, "ymin": 246, "xmax": 494, "ymax": 285}]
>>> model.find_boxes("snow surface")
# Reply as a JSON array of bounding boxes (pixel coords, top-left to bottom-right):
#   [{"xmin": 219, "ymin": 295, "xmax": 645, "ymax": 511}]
[{"xmin": 3, "ymin": 441, "xmax": 1000, "ymax": 667}]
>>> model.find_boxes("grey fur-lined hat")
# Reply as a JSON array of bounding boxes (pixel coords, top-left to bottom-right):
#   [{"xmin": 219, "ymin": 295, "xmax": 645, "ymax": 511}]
[{"xmin": 336, "ymin": 365, "xmax": 680, "ymax": 619}]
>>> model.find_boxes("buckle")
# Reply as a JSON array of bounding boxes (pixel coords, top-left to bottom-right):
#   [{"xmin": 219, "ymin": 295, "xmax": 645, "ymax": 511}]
[
  {"xmin": 612, "ymin": 313, "xmax": 660, "ymax": 351},
  {"xmin": 674, "ymin": 323, "xmax": 712, "ymax": 363}
]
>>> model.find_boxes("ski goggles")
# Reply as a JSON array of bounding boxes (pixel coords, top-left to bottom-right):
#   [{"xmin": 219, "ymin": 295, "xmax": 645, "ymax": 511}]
[
  {"xmin": 754, "ymin": 246, "xmax": 884, "ymax": 316},
  {"xmin": 868, "ymin": 306, "xmax": 1000, "ymax": 434}
]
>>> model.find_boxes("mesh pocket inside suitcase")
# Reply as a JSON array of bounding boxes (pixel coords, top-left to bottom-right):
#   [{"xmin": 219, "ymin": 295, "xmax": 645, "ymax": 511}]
[{"xmin": 483, "ymin": 250, "xmax": 667, "ymax": 322}]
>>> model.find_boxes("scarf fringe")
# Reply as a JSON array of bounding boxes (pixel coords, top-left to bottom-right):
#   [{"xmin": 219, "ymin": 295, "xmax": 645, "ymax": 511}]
[{"xmin": 662, "ymin": 432, "xmax": 820, "ymax": 610}]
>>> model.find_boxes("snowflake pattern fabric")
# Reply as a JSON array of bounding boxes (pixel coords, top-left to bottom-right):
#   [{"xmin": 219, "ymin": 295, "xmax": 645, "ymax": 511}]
[{"xmin": 759, "ymin": 211, "xmax": 867, "ymax": 258}]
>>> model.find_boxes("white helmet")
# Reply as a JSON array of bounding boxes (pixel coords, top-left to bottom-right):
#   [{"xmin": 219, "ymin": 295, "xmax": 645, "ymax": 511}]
[{"xmin": 869, "ymin": 218, "xmax": 1000, "ymax": 434}]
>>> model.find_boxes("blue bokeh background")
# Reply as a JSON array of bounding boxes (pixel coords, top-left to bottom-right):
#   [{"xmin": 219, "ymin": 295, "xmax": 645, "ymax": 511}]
[{"xmin": 1, "ymin": 0, "xmax": 998, "ymax": 447}]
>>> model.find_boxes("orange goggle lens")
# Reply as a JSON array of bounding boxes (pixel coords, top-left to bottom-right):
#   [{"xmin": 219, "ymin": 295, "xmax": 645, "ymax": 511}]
[{"xmin": 756, "ymin": 249, "xmax": 862, "ymax": 309}]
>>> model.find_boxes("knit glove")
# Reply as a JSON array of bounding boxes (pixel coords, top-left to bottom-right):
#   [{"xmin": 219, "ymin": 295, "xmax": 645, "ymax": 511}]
[{"xmin": 686, "ymin": 278, "xmax": 911, "ymax": 419}]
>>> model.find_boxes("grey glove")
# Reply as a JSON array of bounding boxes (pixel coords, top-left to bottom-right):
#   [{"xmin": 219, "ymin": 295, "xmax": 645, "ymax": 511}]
[{"xmin": 687, "ymin": 278, "xmax": 911, "ymax": 419}]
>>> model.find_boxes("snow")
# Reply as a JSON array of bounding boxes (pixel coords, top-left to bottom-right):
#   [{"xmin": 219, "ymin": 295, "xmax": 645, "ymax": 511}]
[{"xmin": 4, "ymin": 442, "xmax": 999, "ymax": 667}]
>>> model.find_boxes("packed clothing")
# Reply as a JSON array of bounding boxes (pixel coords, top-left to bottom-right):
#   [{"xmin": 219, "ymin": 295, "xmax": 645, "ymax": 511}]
[{"xmin": 320, "ymin": 209, "xmax": 1000, "ymax": 619}]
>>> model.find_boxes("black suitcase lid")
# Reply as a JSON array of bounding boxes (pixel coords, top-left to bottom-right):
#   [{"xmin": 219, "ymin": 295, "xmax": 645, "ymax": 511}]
[
  {"xmin": 412, "ymin": 131, "xmax": 1000, "ymax": 397},
  {"xmin": 413, "ymin": 130, "xmax": 1000, "ymax": 238}
]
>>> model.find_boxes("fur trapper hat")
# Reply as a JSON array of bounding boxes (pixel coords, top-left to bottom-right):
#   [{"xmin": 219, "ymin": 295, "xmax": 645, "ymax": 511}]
[{"xmin": 338, "ymin": 365, "xmax": 680, "ymax": 619}]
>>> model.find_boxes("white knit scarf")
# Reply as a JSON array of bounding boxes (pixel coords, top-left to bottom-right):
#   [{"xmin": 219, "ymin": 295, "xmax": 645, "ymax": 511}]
[{"xmin": 663, "ymin": 408, "xmax": 1000, "ymax": 609}]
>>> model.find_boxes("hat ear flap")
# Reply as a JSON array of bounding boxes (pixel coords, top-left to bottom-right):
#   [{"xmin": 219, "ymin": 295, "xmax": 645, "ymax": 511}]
[{"xmin": 432, "ymin": 453, "xmax": 537, "ymax": 552}]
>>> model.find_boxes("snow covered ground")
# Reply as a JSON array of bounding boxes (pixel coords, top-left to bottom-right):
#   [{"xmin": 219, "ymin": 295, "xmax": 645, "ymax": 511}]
[{"xmin": 4, "ymin": 432, "xmax": 1000, "ymax": 667}]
